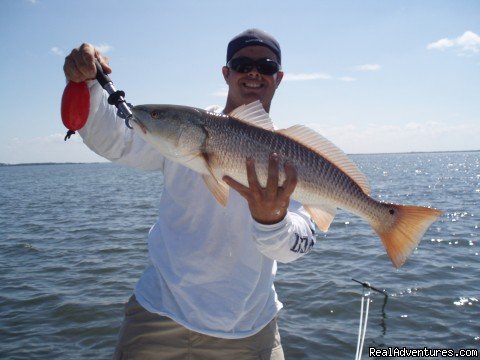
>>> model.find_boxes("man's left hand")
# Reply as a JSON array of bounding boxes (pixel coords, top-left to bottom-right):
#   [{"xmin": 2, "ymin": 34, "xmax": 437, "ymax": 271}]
[{"xmin": 223, "ymin": 153, "xmax": 298, "ymax": 225}]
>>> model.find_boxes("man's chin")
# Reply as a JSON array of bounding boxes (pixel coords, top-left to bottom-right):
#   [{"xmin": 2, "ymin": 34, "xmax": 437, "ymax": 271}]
[{"xmin": 240, "ymin": 93, "xmax": 264, "ymax": 104}]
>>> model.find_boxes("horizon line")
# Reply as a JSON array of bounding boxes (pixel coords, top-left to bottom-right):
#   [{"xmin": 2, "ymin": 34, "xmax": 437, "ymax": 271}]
[{"xmin": 1, "ymin": 149, "xmax": 478, "ymax": 166}]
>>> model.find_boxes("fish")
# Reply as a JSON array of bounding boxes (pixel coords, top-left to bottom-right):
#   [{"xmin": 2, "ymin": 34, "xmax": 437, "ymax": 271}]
[{"xmin": 130, "ymin": 100, "xmax": 442, "ymax": 268}]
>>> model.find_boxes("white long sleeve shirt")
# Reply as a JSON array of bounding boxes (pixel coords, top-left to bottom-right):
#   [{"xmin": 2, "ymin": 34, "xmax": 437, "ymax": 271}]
[{"xmin": 79, "ymin": 81, "xmax": 316, "ymax": 339}]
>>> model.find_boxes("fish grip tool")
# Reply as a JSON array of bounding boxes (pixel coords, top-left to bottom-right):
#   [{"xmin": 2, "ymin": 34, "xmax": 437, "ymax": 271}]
[
  {"xmin": 61, "ymin": 60, "xmax": 134, "ymax": 141},
  {"xmin": 93, "ymin": 60, "xmax": 134, "ymax": 128}
]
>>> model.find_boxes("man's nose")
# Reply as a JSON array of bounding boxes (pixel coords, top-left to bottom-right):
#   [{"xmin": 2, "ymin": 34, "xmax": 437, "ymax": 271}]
[{"xmin": 247, "ymin": 68, "xmax": 261, "ymax": 78}]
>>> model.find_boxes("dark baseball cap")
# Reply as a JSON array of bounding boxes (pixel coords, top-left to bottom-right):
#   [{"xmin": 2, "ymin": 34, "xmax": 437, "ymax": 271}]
[{"xmin": 226, "ymin": 29, "xmax": 281, "ymax": 64}]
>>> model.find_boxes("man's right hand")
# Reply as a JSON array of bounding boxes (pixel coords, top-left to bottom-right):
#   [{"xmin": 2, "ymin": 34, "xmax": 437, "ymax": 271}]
[{"xmin": 63, "ymin": 43, "xmax": 112, "ymax": 83}]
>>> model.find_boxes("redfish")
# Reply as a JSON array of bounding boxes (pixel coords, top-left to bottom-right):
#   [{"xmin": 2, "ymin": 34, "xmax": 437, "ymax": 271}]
[{"xmin": 131, "ymin": 101, "xmax": 442, "ymax": 268}]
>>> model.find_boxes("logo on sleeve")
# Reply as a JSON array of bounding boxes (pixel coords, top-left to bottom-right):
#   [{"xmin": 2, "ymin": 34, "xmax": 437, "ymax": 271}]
[{"xmin": 290, "ymin": 233, "xmax": 315, "ymax": 254}]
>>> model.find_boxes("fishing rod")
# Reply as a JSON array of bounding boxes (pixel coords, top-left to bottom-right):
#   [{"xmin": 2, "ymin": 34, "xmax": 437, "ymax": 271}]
[
  {"xmin": 352, "ymin": 278, "xmax": 389, "ymax": 298},
  {"xmin": 61, "ymin": 60, "xmax": 133, "ymax": 141},
  {"xmin": 352, "ymin": 278, "xmax": 389, "ymax": 360}
]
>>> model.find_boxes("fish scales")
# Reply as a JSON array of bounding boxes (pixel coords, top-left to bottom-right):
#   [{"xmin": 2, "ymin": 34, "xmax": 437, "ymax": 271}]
[{"xmin": 200, "ymin": 112, "xmax": 369, "ymax": 213}]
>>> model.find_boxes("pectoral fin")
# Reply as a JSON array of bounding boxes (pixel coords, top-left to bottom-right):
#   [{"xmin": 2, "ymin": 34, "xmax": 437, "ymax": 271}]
[
  {"xmin": 202, "ymin": 174, "xmax": 230, "ymax": 207},
  {"xmin": 199, "ymin": 152, "xmax": 230, "ymax": 207},
  {"xmin": 180, "ymin": 153, "xmax": 230, "ymax": 206}
]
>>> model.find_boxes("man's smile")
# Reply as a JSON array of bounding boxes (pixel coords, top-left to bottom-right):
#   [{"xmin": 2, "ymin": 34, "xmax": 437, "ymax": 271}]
[{"xmin": 242, "ymin": 81, "xmax": 263, "ymax": 89}]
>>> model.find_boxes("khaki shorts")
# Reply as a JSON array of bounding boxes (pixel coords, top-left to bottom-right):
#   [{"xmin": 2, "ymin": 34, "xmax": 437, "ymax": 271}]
[{"xmin": 114, "ymin": 295, "xmax": 285, "ymax": 360}]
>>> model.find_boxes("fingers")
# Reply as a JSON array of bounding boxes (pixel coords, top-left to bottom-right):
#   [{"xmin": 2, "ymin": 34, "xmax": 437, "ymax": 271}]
[
  {"xmin": 246, "ymin": 158, "xmax": 262, "ymax": 195},
  {"xmin": 223, "ymin": 156, "xmax": 276, "ymax": 202},
  {"xmin": 224, "ymin": 155, "xmax": 297, "ymax": 225},
  {"xmin": 94, "ymin": 49, "xmax": 112, "ymax": 74},
  {"xmin": 63, "ymin": 49, "xmax": 84, "ymax": 83},
  {"xmin": 226, "ymin": 154, "xmax": 297, "ymax": 201},
  {"xmin": 222, "ymin": 175, "xmax": 251, "ymax": 199},
  {"xmin": 266, "ymin": 153, "xmax": 279, "ymax": 199},
  {"xmin": 64, "ymin": 43, "xmax": 95, "ymax": 82},
  {"xmin": 281, "ymin": 161, "xmax": 298, "ymax": 198},
  {"xmin": 63, "ymin": 43, "xmax": 111, "ymax": 82}
]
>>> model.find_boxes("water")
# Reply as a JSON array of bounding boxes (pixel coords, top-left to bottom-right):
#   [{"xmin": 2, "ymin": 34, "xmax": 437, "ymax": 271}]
[{"xmin": 0, "ymin": 152, "xmax": 478, "ymax": 359}]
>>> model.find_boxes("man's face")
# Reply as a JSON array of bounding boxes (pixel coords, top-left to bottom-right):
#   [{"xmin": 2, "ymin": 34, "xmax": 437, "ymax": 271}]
[{"xmin": 222, "ymin": 45, "xmax": 283, "ymax": 114}]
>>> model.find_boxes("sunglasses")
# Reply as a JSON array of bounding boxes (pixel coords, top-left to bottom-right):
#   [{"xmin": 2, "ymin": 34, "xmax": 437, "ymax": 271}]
[{"xmin": 226, "ymin": 57, "xmax": 281, "ymax": 76}]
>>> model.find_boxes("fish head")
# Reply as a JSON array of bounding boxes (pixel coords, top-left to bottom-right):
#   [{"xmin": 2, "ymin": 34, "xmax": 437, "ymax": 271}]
[{"xmin": 131, "ymin": 104, "xmax": 207, "ymax": 160}]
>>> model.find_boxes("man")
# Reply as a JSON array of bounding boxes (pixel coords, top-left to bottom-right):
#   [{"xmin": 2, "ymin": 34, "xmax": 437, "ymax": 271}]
[{"xmin": 64, "ymin": 29, "xmax": 315, "ymax": 359}]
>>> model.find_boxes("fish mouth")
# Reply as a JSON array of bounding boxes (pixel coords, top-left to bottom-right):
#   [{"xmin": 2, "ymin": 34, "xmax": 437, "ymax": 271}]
[
  {"xmin": 131, "ymin": 116, "xmax": 148, "ymax": 135},
  {"xmin": 130, "ymin": 108, "xmax": 148, "ymax": 135},
  {"xmin": 132, "ymin": 117, "xmax": 148, "ymax": 135}
]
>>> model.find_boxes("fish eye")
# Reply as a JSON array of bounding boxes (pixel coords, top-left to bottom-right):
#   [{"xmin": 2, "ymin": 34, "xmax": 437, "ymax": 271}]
[{"xmin": 151, "ymin": 111, "xmax": 160, "ymax": 119}]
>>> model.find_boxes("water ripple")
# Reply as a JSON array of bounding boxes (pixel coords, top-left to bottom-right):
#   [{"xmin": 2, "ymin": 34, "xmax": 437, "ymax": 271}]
[{"xmin": 1, "ymin": 153, "xmax": 479, "ymax": 359}]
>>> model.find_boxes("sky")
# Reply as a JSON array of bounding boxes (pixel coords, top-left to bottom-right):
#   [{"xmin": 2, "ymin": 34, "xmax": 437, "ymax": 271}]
[{"xmin": 1, "ymin": 0, "xmax": 479, "ymax": 164}]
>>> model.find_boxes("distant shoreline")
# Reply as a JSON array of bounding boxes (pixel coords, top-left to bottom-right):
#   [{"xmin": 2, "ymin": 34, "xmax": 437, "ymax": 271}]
[
  {"xmin": 1, "ymin": 149, "xmax": 478, "ymax": 167},
  {"xmin": 351, "ymin": 149, "xmax": 480, "ymax": 156},
  {"xmin": 0, "ymin": 162, "xmax": 104, "ymax": 167}
]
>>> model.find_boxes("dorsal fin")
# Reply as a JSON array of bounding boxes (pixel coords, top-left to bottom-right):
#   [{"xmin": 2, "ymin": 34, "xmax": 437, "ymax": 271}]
[
  {"xmin": 228, "ymin": 101, "xmax": 274, "ymax": 131},
  {"xmin": 278, "ymin": 125, "xmax": 371, "ymax": 194}
]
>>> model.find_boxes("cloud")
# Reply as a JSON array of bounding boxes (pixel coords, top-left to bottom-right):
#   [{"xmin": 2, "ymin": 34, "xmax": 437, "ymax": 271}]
[
  {"xmin": 308, "ymin": 120, "xmax": 480, "ymax": 154},
  {"xmin": 427, "ymin": 30, "xmax": 480, "ymax": 54},
  {"xmin": 353, "ymin": 64, "xmax": 381, "ymax": 72},
  {"xmin": 338, "ymin": 76, "xmax": 356, "ymax": 82},
  {"xmin": 283, "ymin": 72, "xmax": 331, "ymax": 81},
  {"xmin": 211, "ymin": 88, "xmax": 228, "ymax": 97},
  {"xmin": 50, "ymin": 44, "xmax": 112, "ymax": 57},
  {"xmin": 51, "ymin": 47, "xmax": 65, "ymax": 56},
  {"xmin": 427, "ymin": 38, "xmax": 454, "ymax": 50},
  {"xmin": 93, "ymin": 44, "xmax": 113, "ymax": 54}
]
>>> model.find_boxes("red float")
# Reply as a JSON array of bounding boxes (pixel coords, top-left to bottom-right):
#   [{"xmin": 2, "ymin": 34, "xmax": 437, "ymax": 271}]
[{"xmin": 61, "ymin": 81, "xmax": 90, "ymax": 140}]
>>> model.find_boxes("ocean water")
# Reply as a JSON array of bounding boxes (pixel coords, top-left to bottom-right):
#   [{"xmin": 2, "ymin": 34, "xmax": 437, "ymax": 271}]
[{"xmin": 0, "ymin": 151, "xmax": 478, "ymax": 359}]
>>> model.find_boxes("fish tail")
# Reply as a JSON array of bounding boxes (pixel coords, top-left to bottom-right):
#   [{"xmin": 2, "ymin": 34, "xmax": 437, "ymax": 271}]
[{"xmin": 372, "ymin": 204, "xmax": 442, "ymax": 268}]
